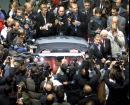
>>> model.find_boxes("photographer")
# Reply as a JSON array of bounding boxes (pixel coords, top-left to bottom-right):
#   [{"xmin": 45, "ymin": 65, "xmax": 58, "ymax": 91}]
[
  {"xmin": 104, "ymin": 61, "xmax": 129, "ymax": 105},
  {"xmin": 68, "ymin": 59, "xmax": 101, "ymax": 105},
  {"xmin": 55, "ymin": 5, "xmax": 70, "ymax": 35},
  {"xmin": 67, "ymin": 3, "xmax": 86, "ymax": 37}
]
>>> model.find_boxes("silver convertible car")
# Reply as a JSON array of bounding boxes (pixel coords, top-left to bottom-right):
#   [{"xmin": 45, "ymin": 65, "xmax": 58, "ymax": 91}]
[{"xmin": 33, "ymin": 36, "xmax": 89, "ymax": 73}]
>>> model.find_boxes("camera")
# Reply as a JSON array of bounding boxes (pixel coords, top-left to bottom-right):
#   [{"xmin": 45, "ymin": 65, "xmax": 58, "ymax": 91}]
[{"xmin": 66, "ymin": 66, "xmax": 71, "ymax": 74}]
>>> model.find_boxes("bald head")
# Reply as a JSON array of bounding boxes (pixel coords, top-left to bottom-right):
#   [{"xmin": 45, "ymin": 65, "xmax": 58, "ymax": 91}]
[
  {"xmin": 71, "ymin": 3, "xmax": 78, "ymax": 13},
  {"xmin": 45, "ymin": 83, "xmax": 53, "ymax": 92},
  {"xmin": 83, "ymin": 84, "xmax": 92, "ymax": 95},
  {"xmin": 46, "ymin": 94, "xmax": 54, "ymax": 101},
  {"xmin": 58, "ymin": 6, "xmax": 65, "ymax": 16}
]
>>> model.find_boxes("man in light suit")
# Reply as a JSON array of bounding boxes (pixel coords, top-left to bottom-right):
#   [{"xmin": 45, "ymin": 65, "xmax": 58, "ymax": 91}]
[
  {"xmin": 107, "ymin": 6, "xmax": 126, "ymax": 34},
  {"xmin": 107, "ymin": 16, "xmax": 125, "ymax": 58}
]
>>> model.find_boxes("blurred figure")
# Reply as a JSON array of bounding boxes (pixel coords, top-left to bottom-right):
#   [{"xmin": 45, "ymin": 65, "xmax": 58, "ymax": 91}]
[
  {"xmin": 104, "ymin": 61, "xmax": 129, "ymax": 105},
  {"xmin": 107, "ymin": 16, "xmax": 125, "ymax": 58},
  {"xmin": 100, "ymin": 30, "xmax": 112, "ymax": 58},
  {"xmin": 79, "ymin": 84, "xmax": 101, "ymax": 105},
  {"xmin": 68, "ymin": 3, "xmax": 86, "ymax": 37},
  {"xmin": 88, "ymin": 8, "xmax": 107, "ymax": 39},
  {"xmin": 52, "ymin": 88, "xmax": 71, "ymax": 105},
  {"xmin": 107, "ymin": 5, "xmax": 126, "ymax": 33},
  {"xmin": 115, "ymin": 0, "xmax": 127, "ymax": 17},
  {"xmin": 35, "ymin": 3, "xmax": 55, "ymax": 38},
  {"xmin": 8, "ymin": 0, "xmax": 20, "ymax": 18},
  {"xmin": 55, "ymin": 5, "xmax": 70, "ymax": 35}
]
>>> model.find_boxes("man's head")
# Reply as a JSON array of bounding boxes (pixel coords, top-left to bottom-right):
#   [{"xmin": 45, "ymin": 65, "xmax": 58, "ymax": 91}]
[
  {"xmin": 111, "ymin": 6, "xmax": 119, "ymax": 16},
  {"xmin": 13, "ymin": 21, "xmax": 20, "ymax": 30},
  {"xmin": 58, "ymin": 6, "xmax": 65, "ymax": 17},
  {"xmin": 84, "ymin": 0, "xmax": 91, "ymax": 11},
  {"xmin": 44, "ymin": 83, "xmax": 53, "ymax": 93},
  {"xmin": 16, "ymin": 7, "xmax": 23, "ymax": 16},
  {"xmin": 83, "ymin": 84, "xmax": 92, "ymax": 95},
  {"xmin": 40, "ymin": 3, "xmax": 48, "ymax": 16},
  {"xmin": 7, "ymin": 17, "xmax": 15, "ymax": 27},
  {"xmin": 95, "ymin": 8, "xmax": 102, "ymax": 18},
  {"xmin": 46, "ymin": 94, "xmax": 55, "ymax": 105},
  {"xmin": 24, "ymin": 2, "xmax": 33, "ymax": 13},
  {"xmin": 71, "ymin": 3, "xmax": 79, "ymax": 13},
  {"xmin": 94, "ymin": 34, "xmax": 102, "ymax": 45}
]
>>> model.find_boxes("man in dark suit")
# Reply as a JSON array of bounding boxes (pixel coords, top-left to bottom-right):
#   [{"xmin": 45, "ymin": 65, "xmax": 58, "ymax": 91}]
[
  {"xmin": 100, "ymin": 30, "xmax": 112, "ymax": 59},
  {"xmin": 89, "ymin": 34, "xmax": 104, "ymax": 61},
  {"xmin": 68, "ymin": 3, "xmax": 86, "ymax": 37},
  {"xmin": 82, "ymin": 0, "xmax": 93, "ymax": 39},
  {"xmin": 35, "ymin": 3, "xmax": 56, "ymax": 38},
  {"xmin": 88, "ymin": 8, "xmax": 107, "ymax": 38}
]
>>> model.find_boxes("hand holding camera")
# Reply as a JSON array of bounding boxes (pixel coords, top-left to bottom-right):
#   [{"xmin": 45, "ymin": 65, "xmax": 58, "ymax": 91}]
[
  {"xmin": 16, "ymin": 97, "xmax": 24, "ymax": 105},
  {"xmin": 72, "ymin": 20, "xmax": 81, "ymax": 26},
  {"xmin": 40, "ymin": 23, "xmax": 52, "ymax": 30}
]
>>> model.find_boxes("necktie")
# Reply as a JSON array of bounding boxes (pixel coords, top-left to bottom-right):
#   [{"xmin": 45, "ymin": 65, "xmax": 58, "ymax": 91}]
[
  {"xmin": 103, "ymin": 40, "xmax": 105, "ymax": 47},
  {"xmin": 43, "ymin": 16, "xmax": 47, "ymax": 24},
  {"xmin": 97, "ymin": 44, "xmax": 101, "ymax": 51}
]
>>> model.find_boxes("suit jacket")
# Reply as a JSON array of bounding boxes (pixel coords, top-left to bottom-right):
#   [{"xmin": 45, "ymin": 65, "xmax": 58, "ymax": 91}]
[
  {"xmin": 107, "ymin": 15, "xmax": 126, "ymax": 33},
  {"xmin": 82, "ymin": 9, "xmax": 93, "ymax": 35},
  {"xmin": 101, "ymin": 38, "xmax": 112, "ymax": 58},
  {"xmin": 55, "ymin": 15, "xmax": 70, "ymax": 35},
  {"xmin": 35, "ymin": 12, "xmax": 55, "ymax": 38},
  {"xmin": 89, "ymin": 43, "xmax": 104, "ymax": 60}
]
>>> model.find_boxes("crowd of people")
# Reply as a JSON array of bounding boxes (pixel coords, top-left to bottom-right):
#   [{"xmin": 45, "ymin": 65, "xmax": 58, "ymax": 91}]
[{"xmin": 0, "ymin": 0, "xmax": 129, "ymax": 105}]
